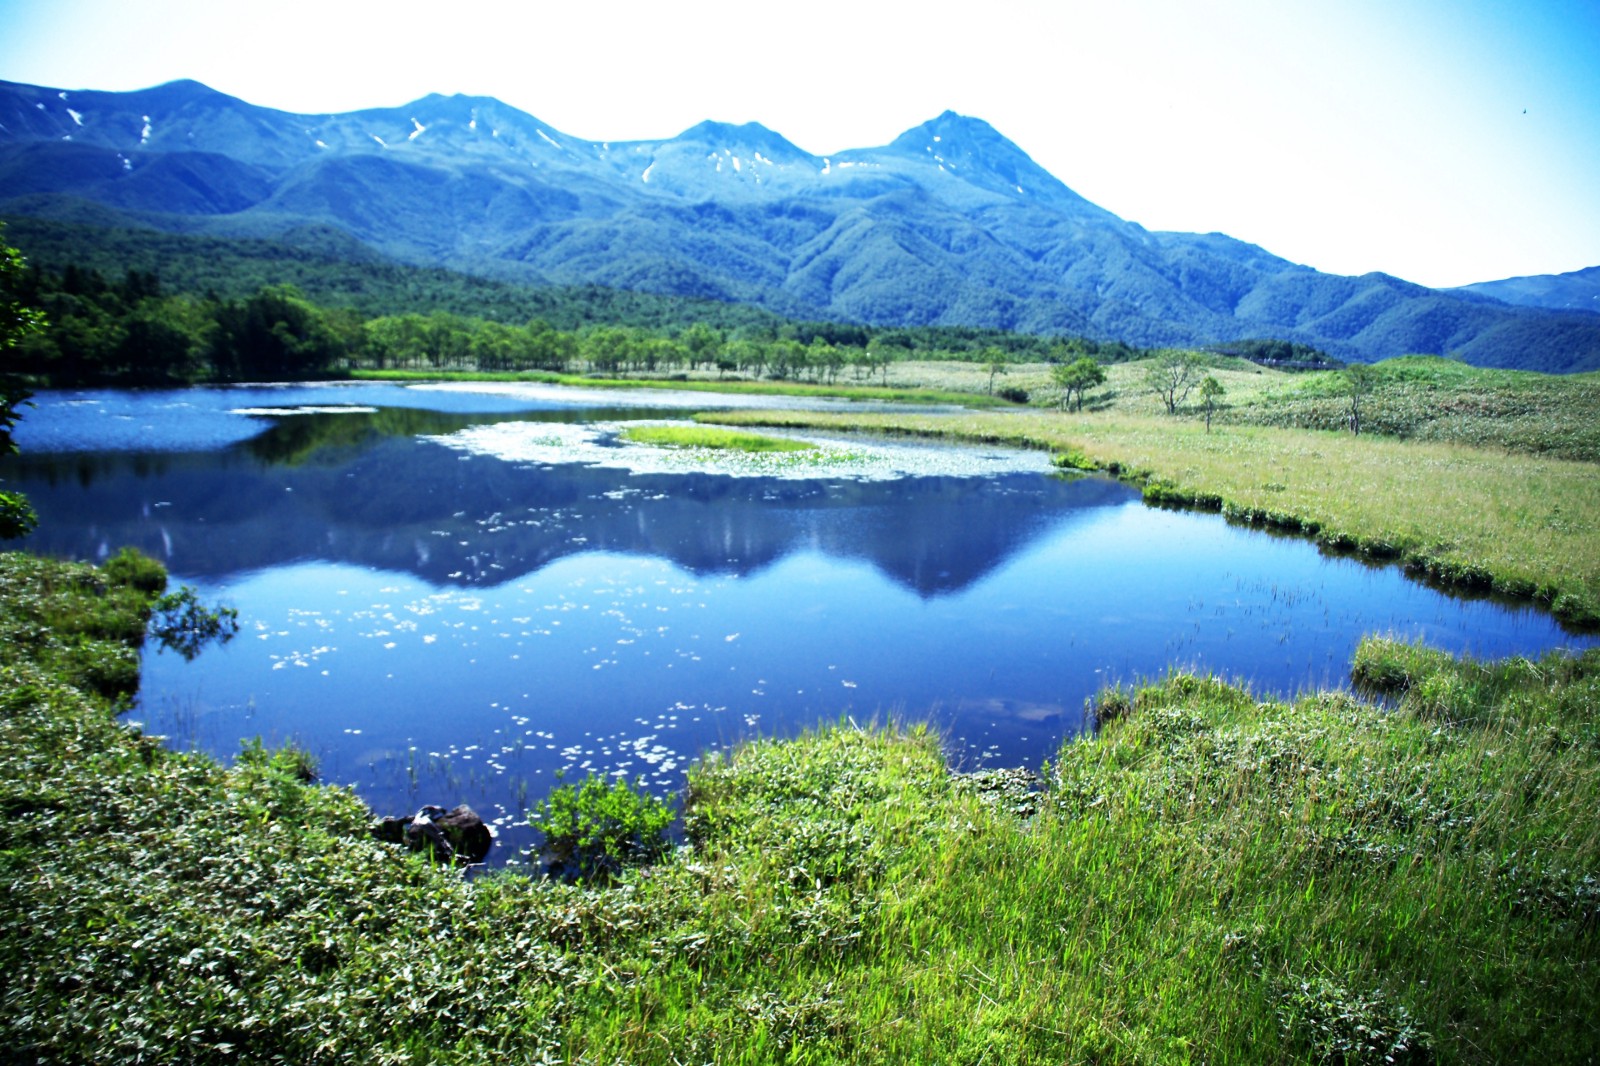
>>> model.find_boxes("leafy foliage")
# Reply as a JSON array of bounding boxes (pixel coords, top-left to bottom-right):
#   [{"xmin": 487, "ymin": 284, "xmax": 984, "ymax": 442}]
[
  {"xmin": 1051, "ymin": 355, "xmax": 1106, "ymax": 411},
  {"xmin": 532, "ymin": 773, "xmax": 673, "ymax": 881},
  {"xmin": 0, "ymin": 223, "xmax": 44, "ymax": 537},
  {"xmin": 1, "ymin": 241, "xmax": 1152, "ymax": 389}
]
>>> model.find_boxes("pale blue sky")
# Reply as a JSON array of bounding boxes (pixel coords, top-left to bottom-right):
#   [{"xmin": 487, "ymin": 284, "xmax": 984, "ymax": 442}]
[{"xmin": 1, "ymin": 0, "xmax": 1595, "ymax": 288}]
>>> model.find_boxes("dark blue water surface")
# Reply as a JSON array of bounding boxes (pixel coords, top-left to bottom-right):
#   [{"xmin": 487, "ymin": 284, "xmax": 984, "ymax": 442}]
[{"xmin": 8, "ymin": 384, "xmax": 1593, "ymax": 863}]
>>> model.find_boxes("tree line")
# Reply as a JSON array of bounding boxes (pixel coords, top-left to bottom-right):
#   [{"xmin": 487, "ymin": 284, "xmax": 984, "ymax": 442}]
[{"xmin": 1, "ymin": 260, "xmax": 1150, "ymax": 387}]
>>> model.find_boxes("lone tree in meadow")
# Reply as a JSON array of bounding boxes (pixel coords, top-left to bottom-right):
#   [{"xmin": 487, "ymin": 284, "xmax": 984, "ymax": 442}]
[
  {"xmin": 1199, "ymin": 375, "xmax": 1225, "ymax": 432},
  {"xmin": 1145, "ymin": 349, "xmax": 1203, "ymax": 414},
  {"xmin": 980, "ymin": 347, "xmax": 1009, "ymax": 395},
  {"xmin": 1052, "ymin": 356, "xmax": 1106, "ymax": 412},
  {"xmin": 1344, "ymin": 362, "xmax": 1376, "ymax": 435}
]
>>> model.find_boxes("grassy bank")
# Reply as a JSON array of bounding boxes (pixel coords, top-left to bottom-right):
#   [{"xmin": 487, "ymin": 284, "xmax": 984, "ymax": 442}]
[
  {"xmin": 699, "ymin": 407, "xmax": 1600, "ymax": 628},
  {"xmin": 353, "ymin": 355, "xmax": 1600, "ymax": 464},
  {"xmin": 349, "ymin": 366, "xmax": 999, "ymax": 407},
  {"xmin": 5, "ymin": 549, "xmax": 1599, "ymax": 1062}
]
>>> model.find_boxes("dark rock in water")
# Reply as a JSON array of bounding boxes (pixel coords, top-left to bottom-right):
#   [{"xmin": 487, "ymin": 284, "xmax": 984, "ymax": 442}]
[{"xmin": 372, "ymin": 804, "xmax": 492, "ymax": 864}]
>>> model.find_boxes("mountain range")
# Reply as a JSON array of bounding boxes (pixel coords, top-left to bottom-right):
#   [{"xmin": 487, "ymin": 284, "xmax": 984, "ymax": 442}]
[{"xmin": 2, "ymin": 78, "xmax": 1597, "ymax": 371}]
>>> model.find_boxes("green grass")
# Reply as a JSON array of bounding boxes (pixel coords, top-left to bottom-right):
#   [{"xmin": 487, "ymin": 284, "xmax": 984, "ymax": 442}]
[
  {"xmin": 699, "ymin": 405, "xmax": 1600, "ymax": 628},
  {"xmin": 622, "ymin": 424, "xmax": 818, "ymax": 453},
  {"xmin": 7, "ymin": 549, "xmax": 1598, "ymax": 1061},
  {"xmin": 1222, "ymin": 356, "xmax": 1600, "ymax": 463}
]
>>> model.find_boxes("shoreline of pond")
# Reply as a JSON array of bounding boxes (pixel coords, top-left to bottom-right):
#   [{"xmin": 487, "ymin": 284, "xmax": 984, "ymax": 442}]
[{"xmin": 698, "ymin": 406, "xmax": 1600, "ymax": 632}]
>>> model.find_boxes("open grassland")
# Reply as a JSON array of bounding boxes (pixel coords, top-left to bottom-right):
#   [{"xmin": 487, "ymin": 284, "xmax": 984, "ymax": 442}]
[
  {"xmin": 351, "ymin": 366, "xmax": 999, "ymax": 408},
  {"xmin": 5, "ymin": 551, "xmax": 1598, "ymax": 1063},
  {"xmin": 701, "ymin": 406, "xmax": 1600, "ymax": 628},
  {"xmin": 1219, "ymin": 357, "xmax": 1600, "ymax": 463}
]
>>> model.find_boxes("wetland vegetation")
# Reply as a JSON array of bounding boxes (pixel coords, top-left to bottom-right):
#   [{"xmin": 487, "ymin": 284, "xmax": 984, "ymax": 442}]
[{"xmin": 620, "ymin": 424, "xmax": 819, "ymax": 454}]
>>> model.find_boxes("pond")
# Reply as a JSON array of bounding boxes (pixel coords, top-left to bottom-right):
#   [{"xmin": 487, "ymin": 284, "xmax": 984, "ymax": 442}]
[{"xmin": 9, "ymin": 383, "xmax": 1594, "ymax": 863}]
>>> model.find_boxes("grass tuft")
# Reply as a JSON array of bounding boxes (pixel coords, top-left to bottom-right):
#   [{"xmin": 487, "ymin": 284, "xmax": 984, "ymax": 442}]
[{"xmin": 622, "ymin": 424, "xmax": 818, "ymax": 453}]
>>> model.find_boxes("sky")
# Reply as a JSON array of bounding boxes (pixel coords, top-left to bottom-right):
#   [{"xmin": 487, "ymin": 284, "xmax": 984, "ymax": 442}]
[{"xmin": 1, "ymin": 0, "xmax": 1596, "ymax": 288}]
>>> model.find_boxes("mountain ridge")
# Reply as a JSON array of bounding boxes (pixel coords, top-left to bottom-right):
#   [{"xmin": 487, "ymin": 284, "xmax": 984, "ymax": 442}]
[
  {"xmin": 2, "ymin": 78, "xmax": 1597, "ymax": 371},
  {"xmin": 1455, "ymin": 265, "xmax": 1600, "ymax": 316}
]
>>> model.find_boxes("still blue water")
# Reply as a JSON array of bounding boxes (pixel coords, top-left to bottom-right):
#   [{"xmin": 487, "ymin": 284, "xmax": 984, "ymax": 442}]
[{"xmin": 9, "ymin": 384, "xmax": 1592, "ymax": 863}]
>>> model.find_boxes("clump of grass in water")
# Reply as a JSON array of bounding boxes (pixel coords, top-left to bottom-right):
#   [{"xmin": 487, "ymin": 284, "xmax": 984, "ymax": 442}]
[{"xmin": 622, "ymin": 424, "xmax": 818, "ymax": 453}]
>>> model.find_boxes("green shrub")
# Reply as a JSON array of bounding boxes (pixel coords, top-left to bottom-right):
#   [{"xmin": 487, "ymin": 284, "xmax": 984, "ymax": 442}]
[
  {"xmin": 236, "ymin": 736, "xmax": 319, "ymax": 783},
  {"xmin": 1051, "ymin": 447, "xmax": 1097, "ymax": 471},
  {"xmin": 532, "ymin": 774, "xmax": 673, "ymax": 881},
  {"xmin": 101, "ymin": 547, "xmax": 167, "ymax": 596}
]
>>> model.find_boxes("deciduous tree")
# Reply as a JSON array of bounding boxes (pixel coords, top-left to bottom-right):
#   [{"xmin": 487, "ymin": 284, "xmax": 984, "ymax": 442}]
[
  {"xmin": 1345, "ymin": 363, "xmax": 1376, "ymax": 435},
  {"xmin": 1051, "ymin": 356, "xmax": 1106, "ymax": 412},
  {"xmin": 1145, "ymin": 349, "xmax": 1203, "ymax": 414},
  {"xmin": 980, "ymin": 346, "xmax": 1009, "ymax": 395},
  {"xmin": 1199, "ymin": 375, "xmax": 1224, "ymax": 432}
]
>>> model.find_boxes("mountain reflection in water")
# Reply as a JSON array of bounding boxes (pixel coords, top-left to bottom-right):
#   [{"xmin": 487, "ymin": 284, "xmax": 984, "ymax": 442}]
[{"xmin": 14, "ymin": 411, "xmax": 1119, "ymax": 597}]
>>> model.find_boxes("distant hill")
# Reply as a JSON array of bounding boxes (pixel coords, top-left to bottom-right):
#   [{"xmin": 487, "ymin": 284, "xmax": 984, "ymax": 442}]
[
  {"xmin": 1455, "ymin": 265, "xmax": 1600, "ymax": 315},
  {"xmin": 4, "ymin": 78, "xmax": 1597, "ymax": 371}
]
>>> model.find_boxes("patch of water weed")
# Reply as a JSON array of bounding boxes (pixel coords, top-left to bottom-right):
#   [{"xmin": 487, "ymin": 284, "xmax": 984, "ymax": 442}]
[{"xmin": 426, "ymin": 417, "xmax": 1052, "ymax": 481}]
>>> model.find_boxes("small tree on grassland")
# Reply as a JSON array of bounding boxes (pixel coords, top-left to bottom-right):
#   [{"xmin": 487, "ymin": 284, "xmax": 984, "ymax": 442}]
[
  {"xmin": 980, "ymin": 346, "xmax": 1009, "ymax": 395},
  {"xmin": 1345, "ymin": 363, "xmax": 1376, "ymax": 435},
  {"xmin": 1199, "ymin": 375, "xmax": 1224, "ymax": 432},
  {"xmin": 1052, "ymin": 356, "xmax": 1106, "ymax": 412},
  {"xmin": 1145, "ymin": 349, "xmax": 1203, "ymax": 414}
]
